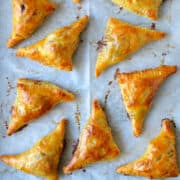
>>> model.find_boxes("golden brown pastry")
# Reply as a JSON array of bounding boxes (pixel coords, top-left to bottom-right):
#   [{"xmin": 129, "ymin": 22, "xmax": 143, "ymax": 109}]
[
  {"xmin": 7, "ymin": 0, "xmax": 57, "ymax": 48},
  {"xmin": 116, "ymin": 119, "xmax": 179, "ymax": 179},
  {"xmin": 63, "ymin": 100, "xmax": 120, "ymax": 174},
  {"xmin": 0, "ymin": 119, "xmax": 67, "ymax": 180},
  {"xmin": 95, "ymin": 18, "xmax": 166, "ymax": 77},
  {"xmin": 112, "ymin": 0, "xmax": 163, "ymax": 20},
  {"xmin": 73, "ymin": 0, "xmax": 80, "ymax": 3},
  {"xmin": 117, "ymin": 65, "xmax": 177, "ymax": 137},
  {"xmin": 16, "ymin": 15, "xmax": 89, "ymax": 71},
  {"xmin": 7, "ymin": 78, "xmax": 75, "ymax": 136}
]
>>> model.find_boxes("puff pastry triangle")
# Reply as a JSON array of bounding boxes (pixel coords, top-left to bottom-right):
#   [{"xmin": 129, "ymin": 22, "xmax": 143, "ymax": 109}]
[
  {"xmin": 95, "ymin": 18, "xmax": 166, "ymax": 77},
  {"xmin": 112, "ymin": 0, "xmax": 163, "ymax": 20},
  {"xmin": 63, "ymin": 100, "xmax": 120, "ymax": 173},
  {"xmin": 117, "ymin": 65, "xmax": 177, "ymax": 137},
  {"xmin": 116, "ymin": 119, "xmax": 179, "ymax": 178},
  {"xmin": 16, "ymin": 16, "xmax": 89, "ymax": 71},
  {"xmin": 7, "ymin": 0, "xmax": 57, "ymax": 48},
  {"xmin": 0, "ymin": 119, "xmax": 67, "ymax": 180},
  {"xmin": 7, "ymin": 78, "xmax": 75, "ymax": 135}
]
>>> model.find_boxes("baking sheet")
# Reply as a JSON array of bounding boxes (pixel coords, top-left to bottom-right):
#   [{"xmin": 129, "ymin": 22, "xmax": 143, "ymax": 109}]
[{"xmin": 0, "ymin": 0, "xmax": 180, "ymax": 180}]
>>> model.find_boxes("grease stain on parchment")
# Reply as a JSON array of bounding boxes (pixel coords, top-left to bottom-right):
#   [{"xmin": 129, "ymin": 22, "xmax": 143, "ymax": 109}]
[{"xmin": 75, "ymin": 103, "xmax": 81, "ymax": 131}]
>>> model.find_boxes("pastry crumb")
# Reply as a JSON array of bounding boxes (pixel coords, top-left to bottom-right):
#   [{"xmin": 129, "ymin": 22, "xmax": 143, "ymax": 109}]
[
  {"xmin": 96, "ymin": 37, "xmax": 107, "ymax": 51},
  {"xmin": 151, "ymin": 23, "xmax": 156, "ymax": 30},
  {"xmin": 114, "ymin": 68, "xmax": 120, "ymax": 80}
]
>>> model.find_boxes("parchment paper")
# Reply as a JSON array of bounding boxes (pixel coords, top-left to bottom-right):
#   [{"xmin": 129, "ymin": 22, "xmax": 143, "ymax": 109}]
[{"xmin": 0, "ymin": 0, "xmax": 180, "ymax": 180}]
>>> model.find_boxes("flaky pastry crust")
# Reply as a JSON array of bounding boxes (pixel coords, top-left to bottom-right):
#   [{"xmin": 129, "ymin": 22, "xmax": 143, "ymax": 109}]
[
  {"xmin": 95, "ymin": 18, "xmax": 166, "ymax": 77},
  {"xmin": 117, "ymin": 65, "xmax": 177, "ymax": 137},
  {"xmin": 16, "ymin": 16, "xmax": 89, "ymax": 71},
  {"xmin": 7, "ymin": 0, "xmax": 57, "ymax": 47},
  {"xmin": 112, "ymin": 0, "xmax": 163, "ymax": 20},
  {"xmin": 117, "ymin": 119, "xmax": 179, "ymax": 178},
  {"xmin": 7, "ymin": 78, "xmax": 75, "ymax": 135},
  {"xmin": 63, "ymin": 100, "xmax": 120, "ymax": 174},
  {"xmin": 0, "ymin": 119, "xmax": 67, "ymax": 180}
]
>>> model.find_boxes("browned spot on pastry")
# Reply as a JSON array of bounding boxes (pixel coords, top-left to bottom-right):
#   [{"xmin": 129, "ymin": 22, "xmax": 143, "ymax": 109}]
[
  {"xmin": 20, "ymin": 4, "xmax": 25, "ymax": 13},
  {"xmin": 34, "ymin": 80, "xmax": 41, "ymax": 85},
  {"xmin": 16, "ymin": 124, "xmax": 28, "ymax": 133},
  {"xmin": 161, "ymin": 119, "xmax": 176, "ymax": 128}
]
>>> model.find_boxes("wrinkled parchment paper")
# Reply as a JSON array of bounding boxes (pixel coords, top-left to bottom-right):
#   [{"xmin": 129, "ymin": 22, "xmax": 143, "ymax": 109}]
[{"xmin": 0, "ymin": 0, "xmax": 180, "ymax": 180}]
